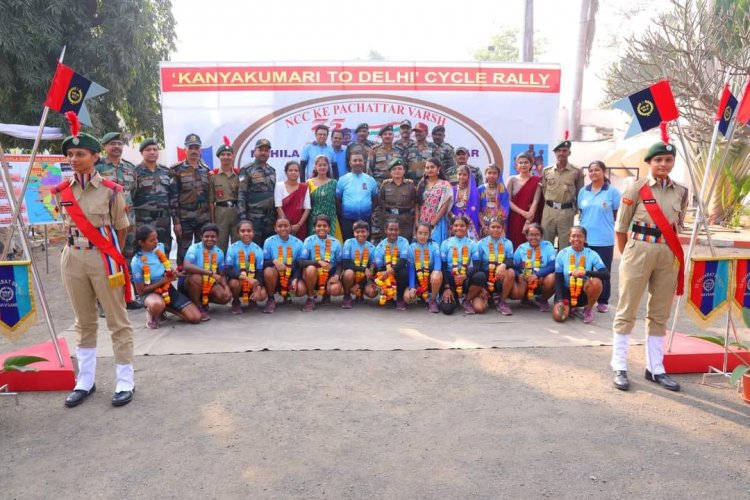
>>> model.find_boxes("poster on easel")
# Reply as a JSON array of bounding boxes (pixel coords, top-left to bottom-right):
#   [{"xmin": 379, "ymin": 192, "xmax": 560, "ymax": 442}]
[{"xmin": 0, "ymin": 154, "xmax": 71, "ymax": 227}]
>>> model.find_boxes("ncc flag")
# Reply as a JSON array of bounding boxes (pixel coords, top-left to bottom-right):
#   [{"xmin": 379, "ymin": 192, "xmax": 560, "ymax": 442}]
[
  {"xmin": 613, "ymin": 80, "xmax": 680, "ymax": 138},
  {"xmin": 716, "ymin": 85, "xmax": 737, "ymax": 137},
  {"xmin": 735, "ymin": 81, "xmax": 750, "ymax": 126},
  {"xmin": 44, "ymin": 63, "xmax": 107, "ymax": 126}
]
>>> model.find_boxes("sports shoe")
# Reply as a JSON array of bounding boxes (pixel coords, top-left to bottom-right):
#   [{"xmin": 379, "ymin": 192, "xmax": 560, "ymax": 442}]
[
  {"xmin": 231, "ymin": 300, "xmax": 242, "ymax": 315},
  {"xmin": 200, "ymin": 308, "xmax": 210, "ymax": 322},
  {"xmin": 303, "ymin": 297, "xmax": 315, "ymax": 312},
  {"xmin": 463, "ymin": 300, "xmax": 476, "ymax": 315},
  {"xmin": 341, "ymin": 295, "xmax": 353, "ymax": 309},
  {"xmin": 496, "ymin": 301, "xmax": 512, "ymax": 316},
  {"xmin": 583, "ymin": 307, "xmax": 594, "ymax": 324},
  {"xmin": 247, "ymin": 300, "xmax": 258, "ymax": 311},
  {"xmin": 263, "ymin": 299, "xmax": 276, "ymax": 314},
  {"xmin": 428, "ymin": 300, "xmax": 439, "ymax": 313},
  {"xmin": 538, "ymin": 301, "xmax": 551, "ymax": 313},
  {"xmin": 321, "ymin": 294, "xmax": 331, "ymax": 305},
  {"xmin": 396, "ymin": 300, "xmax": 406, "ymax": 311},
  {"xmin": 596, "ymin": 303, "xmax": 609, "ymax": 313},
  {"xmin": 146, "ymin": 313, "xmax": 159, "ymax": 330}
]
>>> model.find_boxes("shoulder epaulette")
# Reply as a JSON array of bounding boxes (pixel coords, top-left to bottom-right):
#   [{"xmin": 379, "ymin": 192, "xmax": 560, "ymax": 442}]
[
  {"xmin": 233, "ymin": 167, "xmax": 240, "ymax": 174},
  {"xmin": 51, "ymin": 179, "xmax": 72, "ymax": 194},
  {"xmin": 169, "ymin": 161, "xmax": 183, "ymax": 169},
  {"xmin": 100, "ymin": 178, "xmax": 124, "ymax": 192},
  {"xmin": 210, "ymin": 168, "xmax": 219, "ymax": 175}
]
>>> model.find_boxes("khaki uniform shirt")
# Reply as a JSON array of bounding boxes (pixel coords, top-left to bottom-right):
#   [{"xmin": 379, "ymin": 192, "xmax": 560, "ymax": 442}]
[
  {"xmin": 209, "ymin": 168, "xmax": 240, "ymax": 203},
  {"xmin": 615, "ymin": 176, "xmax": 688, "ymax": 233},
  {"xmin": 57, "ymin": 172, "xmax": 129, "ymax": 232},
  {"xmin": 541, "ymin": 163, "xmax": 584, "ymax": 205}
]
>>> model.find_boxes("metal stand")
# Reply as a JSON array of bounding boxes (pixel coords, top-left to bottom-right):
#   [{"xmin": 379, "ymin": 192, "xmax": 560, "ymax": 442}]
[
  {"xmin": 44, "ymin": 224, "xmax": 49, "ymax": 274},
  {"xmin": 701, "ymin": 309, "xmax": 733, "ymax": 387},
  {"xmin": 0, "ymin": 383, "xmax": 19, "ymax": 405}
]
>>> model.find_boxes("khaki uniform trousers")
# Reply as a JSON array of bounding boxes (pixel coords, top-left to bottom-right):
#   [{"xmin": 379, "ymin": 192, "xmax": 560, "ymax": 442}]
[
  {"xmin": 61, "ymin": 246, "xmax": 134, "ymax": 364},
  {"xmin": 541, "ymin": 205, "xmax": 575, "ymax": 249},
  {"xmin": 215, "ymin": 205, "xmax": 240, "ymax": 254},
  {"xmin": 613, "ymin": 239, "xmax": 679, "ymax": 337}
]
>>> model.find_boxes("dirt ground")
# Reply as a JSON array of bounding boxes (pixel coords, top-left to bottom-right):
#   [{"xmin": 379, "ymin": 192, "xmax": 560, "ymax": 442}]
[{"xmin": 2, "ymin": 243, "xmax": 749, "ymax": 499}]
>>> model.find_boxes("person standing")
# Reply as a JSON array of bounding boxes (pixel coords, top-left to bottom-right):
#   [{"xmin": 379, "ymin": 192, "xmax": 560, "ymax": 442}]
[
  {"xmin": 96, "ymin": 132, "xmax": 140, "ymax": 310},
  {"xmin": 405, "ymin": 122, "xmax": 437, "ymax": 182},
  {"xmin": 346, "ymin": 122, "xmax": 374, "ymax": 167},
  {"xmin": 209, "ymin": 138, "xmax": 240, "ymax": 254},
  {"xmin": 431, "ymin": 125, "xmax": 455, "ymax": 181},
  {"xmin": 274, "ymin": 160, "xmax": 310, "ymax": 240},
  {"xmin": 540, "ymin": 136, "xmax": 584, "ymax": 249},
  {"xmin": 330, "ymin": 129, "xmax": 347, "ymax": 179},
  {"xmin": 453, "ymin": 147, "xmax": 483, "ymax": 187},
  {"xmin": 300, "ymin": 124, "xmax": 336, "ymax": 180},
  {"xmin": 368, "ymin": 125, "xmax": 402, "ymax": 242},
  {"xmin": 610, "ymin": 139, "xmax": 687, "ymax": 392},
  {"xmin": 378, "ymin": 159, "xmax": 416, "ymax": 241},
  {"xmin": 169, "ymin": 133, "xmax": 211, "ymax": 265},
  {"xmin": 507, "ymin": 152, "xmax": 543, "ymax": 248},
  {"xmin": 393, "ymin": 119, "xmax": 416, "ymax": 161},
  {"xmin": 578, "ymin": 161, "xmax": 621, "ymax": 313},
  {"xmin": 133, "ymin": 139, "xmax": 173, "ymax": 256},
  {"xmin": 238, "ymin": 138, "xmax": 277, "ymax": 245},
  {"xmin": 336, "ymin": 153, "xmax": 378, "ymax": 240},
  {"xmin": 55, "ymin": 123, "xmax": 135, "ymax": 408}
]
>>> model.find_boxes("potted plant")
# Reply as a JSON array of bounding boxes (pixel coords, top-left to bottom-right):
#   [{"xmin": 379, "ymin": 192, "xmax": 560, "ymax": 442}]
[{"xmin": 691, "ymin": 335, "xmax": 750, "ymax": 403}]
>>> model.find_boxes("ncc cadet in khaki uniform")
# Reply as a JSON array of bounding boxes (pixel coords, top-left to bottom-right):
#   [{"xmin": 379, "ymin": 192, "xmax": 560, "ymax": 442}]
[
  {"xmin": 209, "ymin": 139, "xmax": 240, "ymax": 254},
  {"xmin": 170, "ymin": 133, "xmax": 211, "ymax": 265},
  {"xmin": 405, "ymin": 122, "xmax": 437, "ymax": 182},
  {"xmin": 368, "ymin": 125, "xmax": 402, "ymax": 241},
  {"xmin": 95, "ymin": 132, "xmax": 141, "ymax": 309},
  {"xmin": 346, "ymin": 122, "xmax": 375, "ymax": 167},
  {"xmin": 378, "ymin": 158, "xmax": 416, "ymax": 241},
  {"xmin": 133, "ymin": 139, "xmax": 172, "ymax": 255},
  {"xmin": 238, "ymin": 138, "xmax": 276, "ymax": 245},
  {"xmin": 431, "ymin": 125, "xmax": 455, "ymax": 181},
  {"xmin": 55, "ymin": 129, "xmax": 135, "ymax": 408},
  {"xmin": 611, "ymin": 140, "xmax": 687, "ymax": 392},
  {"xmin": 540, "ymin": 137, "xmax": 584, "ymax": 249}
]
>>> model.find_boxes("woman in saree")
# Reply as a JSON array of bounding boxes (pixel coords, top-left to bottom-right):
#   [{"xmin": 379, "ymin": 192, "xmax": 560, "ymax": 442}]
[
  {"xmin": 478, "ymin": 163, "xmax": 510, "ymax": 237},
  {"xmin": 506, "ymin": 152, "xmax": 543, "ymax": 249},
  {"xmin": 307, "ymin": 154, "xmax": 343, "ymax": 242},
  {"xmin": 449, "ymin": 164, "xmax": 481, "ymax": 240},
  {"xmin": 275, "ymin": 160, "xmax": 310, "ymax": 240},
  {"xmin": 415, "ymin": 157, "xmax": 453, "ymax": 245}
]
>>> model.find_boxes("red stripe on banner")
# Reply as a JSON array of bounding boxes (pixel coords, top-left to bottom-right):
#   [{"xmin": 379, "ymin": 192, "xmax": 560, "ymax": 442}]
[
  {"xmin": 690, "ymin": 260, "xmax": 706, "ymax": 311},
  {"xmin": 160, "ymin": 65, "xmax": 562, "ymax": 93},
  {"xmin": 736, "ymin": 258, "xmax": 749, "ymax": 305},
  {"xmin": 736, "ymin": 81, "xmax": 750, "ymax": 124},
  {"xmin": 715, "ymin": 84, "xmax": 731, "ymax": 122},
  {"xmin": 650, "ymin": 80, "xmax": 680, "ymax": 121},
  {"xmin": 43, "ymin": 63, "xmax": 75, "ymax": 112}
]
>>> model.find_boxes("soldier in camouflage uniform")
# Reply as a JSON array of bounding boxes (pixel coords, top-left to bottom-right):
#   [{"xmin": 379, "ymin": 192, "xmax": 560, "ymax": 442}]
[
  {"xmin": 431, "ymin": 125, "xmax": 455, "ymax": 181},
  {"xmin": 345, "ymin": 122, "xmax": 375, "ymax": 167},
  {"xmin": 238, "ymin": 138, "xmax": 276, "ymax": 246},
  {"xmin": 209, "ymin": 140, "xmax": 240, "ymax": 254},
  {"xmin": 393, "ymin": 119, "xmax": 415, "ymax": 160},
  {"xmin": 405, "ymin": 122, "xmax": 437, "ymax": 182},
  {"xmin": 133, "ymin": 138, "xmax": 173, "ymax": 255},
  {"xmin": 367, "ymin": 125, "xmax": 402, "ymax": 242},
  {"xmin": 170, "ymin": 133, "xmax": 211, "ymax": 265}
]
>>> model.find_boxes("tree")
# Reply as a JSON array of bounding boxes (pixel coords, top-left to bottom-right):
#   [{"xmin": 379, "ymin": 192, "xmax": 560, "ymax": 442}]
[
  {"xmin": 473, "ymin": 27, "xmax": 547, "ymax": 62},
  {"xmin": 0, "ymin": 0, "xmax": 176, "ymax": 147},
  {"xmin": 603, "ymin": 0, "xmax": 750, "ymax": 225}
]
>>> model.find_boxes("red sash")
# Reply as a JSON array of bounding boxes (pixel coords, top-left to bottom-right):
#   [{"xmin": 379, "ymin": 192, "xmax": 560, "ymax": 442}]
[
  {"xmin": 638, "ymin": 182, "xmax": 684, "ymax": 296},
  {"xmin": 54, "ymin": 179, "xmax": 133, "ymax": 302}
]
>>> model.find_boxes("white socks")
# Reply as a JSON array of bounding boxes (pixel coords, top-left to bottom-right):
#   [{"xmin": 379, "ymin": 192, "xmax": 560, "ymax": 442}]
[
  {"xmin": 610, "ymin": 333, "xmax": 629, "ymax": 371},
  {"xmin": 115, "ymin": 364, "xmax": 135, "ymax": 392},
  {"xmin": 645, "ymin": 336, "xmax": 666, "ymax": 375},
  {"xmin": 74, "ymin": 347, "xmax": 97, "ymax": 391}
]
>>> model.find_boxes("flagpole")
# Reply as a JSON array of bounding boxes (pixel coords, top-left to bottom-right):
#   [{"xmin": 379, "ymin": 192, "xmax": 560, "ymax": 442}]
[{"xmin": 0, "ymin": 47, "xmax": 65, "ymax": 260}]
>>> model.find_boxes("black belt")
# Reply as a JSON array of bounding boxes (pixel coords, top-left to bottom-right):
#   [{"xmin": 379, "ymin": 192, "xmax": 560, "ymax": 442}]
[
  {"xmin": 135, "ymin": 209, "xmax": 167, "ymax": 218},
  {"xmin": 67, "ymin": 236, "xmax": 95, "ymax": 249},
  {"xmin": 386, "ymin": 207, "xmax": 413, "ymax": 215},
  {"xmin": 215, "ymin": 200, "xmax": 238, "ymax": 208},
  {"xmin": 545, "ymin": 201, "xmax": 574, "ymax": 209},
  {"xmin": 631, "ymin": 224, "xmax": 662, "ymax": 238},
  {"xmin": 180, "ymin": 202, "xmax": 207, "ymax": 210}
]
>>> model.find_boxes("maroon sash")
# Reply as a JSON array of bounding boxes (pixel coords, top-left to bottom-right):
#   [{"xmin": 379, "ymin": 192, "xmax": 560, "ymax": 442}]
[{"xmin": 639, "ymin": 182, "xmax": 684, "ymax": 296}]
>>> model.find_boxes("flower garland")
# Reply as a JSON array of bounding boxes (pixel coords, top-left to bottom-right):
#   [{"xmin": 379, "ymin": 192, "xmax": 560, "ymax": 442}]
[
  {"xmin": 525, "ymin": 246, "xmax": 542, "ymax": 299},
  {"xmin": 569, "ymin": 252, "xmax": 585, "ymax": 307},
  {"xmin": 201, "ymin": 249, "xmax": 218, "ymax": 306},
  {"xmin": 278, "ymin": 245, "xmax": 293, "ymax": 298},
  {"xmin": 414, "ymin": 247, "xmax": 430, "ymax": 301},
  {"xmin": 154, "ymin": 247, "xmax": 173, "ymax": 305},
  {"xmin": 375, "ymin": 244, "xmax": 398, "ymax": 305},
  {"xmin": 452, "ymin": 245, "xmax": 469, "ymax": 297},
  {"xmin": 487, "ymin": 241, "xmax": 504, "ymax": 293},
  {"xmin": 238, "ymin": 249, "xmax": 256, "ymax": 304},
  {"xmin": 315, "ymin": 238, "xmax": 332, "ymax": 297},
  {"xmin": 354, "ymin": 247, "xmax": 370, "ymax": 299}
]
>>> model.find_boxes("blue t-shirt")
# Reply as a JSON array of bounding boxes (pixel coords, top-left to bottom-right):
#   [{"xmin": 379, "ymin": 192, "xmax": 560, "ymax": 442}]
[
  {"xmin": 513, "ymin": 241, "xmax": 557, "ymax": 277},
  {"xmin": 554, "ymin": 246, "xmax": 606, "ymax": 286},
  {"xmin": 476, "ymin": 236, "xmax": 514, "ymax": 272},
  {"xmin": 577, "ymin": 183, "xmax": 621, "ymax": 246},
  {"xmin": 408, "ymin": 241, "xmax": 441, "ymax": 288},
  {"xmin": 342, "ymin": 238, "xmax": 376, "ymax": 265},
  {"xmin": 131, "ymin": 243, "xmax": 167, "ymax": 284},
  {"xmin": 336, "ymin": 172, "xmax": 378, "ymax": 219},
  {"xmin": 301, "ymin": 235, "xmax": 343, "ymax": 268},
  {"xmin": 262, "ymin": 234, "xmax": 304, "ymax": 265},
  {"xmin": 225, "ymin": 240, "xmax": 264, "ymax": 275},
  {"xmin": 373, "ymin": 236, "xmax": 410, "ymax": 268},
  {"xmin": 301, "ymin": 142, "xmax": 336, "ymax": 179},
  {"xmin": 440, "ymin": 237, "xmax": 479, "ymax": 273},
  {"xmin": 184, "ymin": 242, "xmax": 225, "ymax": 270},
  {"xmin": 332, "ymin": 147, "xmax": 347, "ymax": 178}
]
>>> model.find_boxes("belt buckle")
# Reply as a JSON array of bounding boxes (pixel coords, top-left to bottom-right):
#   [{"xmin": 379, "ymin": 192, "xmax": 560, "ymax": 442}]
[
  {"xmin": 390, "ymin": 208, "xmax": 399, "ymax": 215},
  {"xmin": 227, "ymin": 201, "xmax": 235, "ymax": 207},
  {"xmin": 74, "ymin": 236, "xmax": 90, "ymax": 247},
  {"xmin": 553, "ymin": 202, "xmax": 562, "ymax": 209}
]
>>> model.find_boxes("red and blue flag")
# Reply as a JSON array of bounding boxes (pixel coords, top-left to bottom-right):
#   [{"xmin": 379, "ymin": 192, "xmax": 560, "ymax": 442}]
[
  {"xmin": 687, "ymin": 258, "xmax": 732, "ymax": 327},
  {"xmin": 613, "ymin": 80, "xmax": 680, "ymax": 138},
  {"xmin": 715, "ymin": 84, "xmax": 738, "ymax": 137},
  {"xmin": 44, "ymin": 63, "xmax": 107, "ymax": 127}
]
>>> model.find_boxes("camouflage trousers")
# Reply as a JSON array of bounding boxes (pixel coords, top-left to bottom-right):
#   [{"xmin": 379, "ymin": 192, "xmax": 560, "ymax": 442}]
[
  {"xmin": 176, "ymin": 215, "xmax": 211, "ymax": 265},
  {"xmin": 246, "ymin": 211, "xmax": 276, "ymax": 246},
  {"xmin": 135, "ymin": 213, "xmax": 172, "ymax": 257}
]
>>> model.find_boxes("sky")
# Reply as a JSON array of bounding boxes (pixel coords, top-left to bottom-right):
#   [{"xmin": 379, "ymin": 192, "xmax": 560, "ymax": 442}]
[{"xmin": 170, "ymin": 0, "xmax": 655, "ymax": 111}]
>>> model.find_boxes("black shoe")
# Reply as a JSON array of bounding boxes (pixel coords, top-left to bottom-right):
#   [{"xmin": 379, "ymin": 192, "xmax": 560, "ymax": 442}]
[
  {"xmin": 645, "ymin": 370, "xmax": 680, "ymax": 391},
  {"xmin": 65, "ymin": 384, "xmax": 95, "ymax": 407},
  {"xmin": 612, "ymin": 370, "xmax": 629, "ymax": 391},
  {"xmin": 126, "ymin": 300, "xmax": 144, "ymax": 310},
  {"xmin": 112, "ymin": 388, "xmax": 135, "ymax": 407}
]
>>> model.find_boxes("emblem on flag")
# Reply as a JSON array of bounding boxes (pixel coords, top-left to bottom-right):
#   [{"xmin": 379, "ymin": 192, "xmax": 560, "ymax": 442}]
[
  {"xmin": 613, "ymin": 80, "xmax": 679, "ymax": 138},
  {"xmin": 732, "ymin": 258, "xmax": 750, "ymax": 328},
  {"xmin": 44, "ymin": 63, "xmax": 108, "ymax": 126},
  {"xmin": 686, "ymin": 258, "xmax": 732, "ymax": 327},
  {"xmin": 716, "ymin": 84, "xmax": 738, "ymax": 137},
  {"xmin": 0, "ymin": 261, "xmax": 37, "ymax": 342}
]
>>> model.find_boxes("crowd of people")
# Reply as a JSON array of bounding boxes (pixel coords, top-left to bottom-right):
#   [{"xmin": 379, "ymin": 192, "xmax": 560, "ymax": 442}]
[{"xmin": 54, "ymin": 116, "xmax": 687, "ymax": 407}]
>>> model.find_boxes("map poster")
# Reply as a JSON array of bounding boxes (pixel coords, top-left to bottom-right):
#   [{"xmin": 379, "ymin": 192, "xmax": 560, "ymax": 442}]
[{"xmin": 0, "ymin": 155, "xmax": 71, "ymax": 227}]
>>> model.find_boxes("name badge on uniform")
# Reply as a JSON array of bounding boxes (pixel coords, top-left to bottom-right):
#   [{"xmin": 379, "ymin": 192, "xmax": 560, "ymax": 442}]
[{"xmin": 60, "ymin": 201, "xmax": 73, "ymax": 207}]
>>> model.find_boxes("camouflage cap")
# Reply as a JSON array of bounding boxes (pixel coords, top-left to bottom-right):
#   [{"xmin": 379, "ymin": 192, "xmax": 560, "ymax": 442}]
[
  {"xmin": 139, "ymin": 138, "xmax": 159, "ymax": 152},
  {"xmin": 455, "ymin": 147, "xmax": 469, "ymax": 155},
  {"xmin": 399, "ymin": 119, "xmax": 412, "ymax": 129},
  {"xmin": 62, "ymin": 133, "xmax": 102, "ymax": 155},
  {"xmin": 184, "ymin": 133, "xmax": 202, "ymax": 146},
  {"xmin": 101, "ymin": 132, "xmax": 122, "ymax": 145},
  {"xmin": 355, "ymin": 122, "xmax": 369, "ymax": 132},
  {"xmin": 255, "ymin": 138, "xmax": 272, "ymax": 149},
  {"xmin": 644, "ymin": 142, "xmax": 676, "ymax": 162}
]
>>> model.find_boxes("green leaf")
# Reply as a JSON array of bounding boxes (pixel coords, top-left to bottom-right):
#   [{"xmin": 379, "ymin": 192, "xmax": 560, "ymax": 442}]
[
  {"xmin": 688, "ymin": 335, "xmax": 726, "ymax": 347},
  {"xmin": 3, "ymin": 355, "xmax": 48, "ymax": 372},
  {"xmin": 730, "ymin": 365, "xmax": 750, "ymax": 386}
]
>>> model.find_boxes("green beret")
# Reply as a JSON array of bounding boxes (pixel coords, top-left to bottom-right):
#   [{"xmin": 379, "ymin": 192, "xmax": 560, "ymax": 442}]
[
  {"xmin": 553, "ymin": 140, "xmax": 571, "ymax": 151},
  {"xmin": 139, "ymin": 138, "xmax": 159, "ymax": 152},
  {"xmin": 355, "ymin": 122, "xmax": 369, "ymax": 132},
  {"xmin": 62, "ymin": 133, "xmax": 102, "ymax": 155},
  {"xmin": 644, "ymin": 142, "xmax": 676, "ymax": 162},
  {"xmin": 388, "ymin": 158, "xmax": 404, "ymax": 170},
  {"xmin": 216, "ymin": 144, "xmax": 233, "ymax": 157},
  {"xmin": 378, "ymin": 125, "xmax": 393, "ymax": 136},
  {"xmin": 101, "ymin": 132, "xmax": 122, "ymax": 145}
]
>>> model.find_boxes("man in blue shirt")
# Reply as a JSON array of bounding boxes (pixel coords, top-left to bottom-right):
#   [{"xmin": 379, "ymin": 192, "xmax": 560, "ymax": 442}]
[
  {"xmin": 301, "ymin": 125, "xmax": 336, "ymax": 180},
  {"xmin": 336, "ymin": 153, "xmax": 378, "ymax": 240},
  {"xmin": 331, "ymin": 129, "xmax": 347, "ymax": 179}
]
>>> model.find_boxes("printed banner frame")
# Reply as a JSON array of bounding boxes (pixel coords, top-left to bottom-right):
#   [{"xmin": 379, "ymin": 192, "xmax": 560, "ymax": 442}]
[{"xmin": 0, "ymin": 260, "xmax": 38, "ymax": 341}]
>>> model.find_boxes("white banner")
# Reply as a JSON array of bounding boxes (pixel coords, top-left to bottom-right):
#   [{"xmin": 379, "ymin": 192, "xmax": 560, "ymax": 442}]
[{"xmin": 160, "ymin": 62, "xmax": 561, "ymax": 180}]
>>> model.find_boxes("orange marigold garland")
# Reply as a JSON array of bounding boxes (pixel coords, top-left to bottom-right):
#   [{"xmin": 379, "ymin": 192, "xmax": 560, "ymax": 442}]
[
  {"xmin": 569, "ymin": 252, "xmax": 585, "ymax": 307},
  {"xmin": 354, "ymin": 247, "xmax": 370, "ymax": 299},
  {"xmin": 154, "ymin": 247, "xmax": 173, "ymax": 305},
  {"xmin": 375, "ymin": 244, "xmax": 398, "ymax": 305},
  {"xmin": 525, "ymin": 246, "xmax": 541, "ymax": 299},
  {"xmin": 315, "ymin": 239, "xmax": 332, "ymax": 297},
  {"xmin": 452, "ymin": 245, "xmax": 469, "ymax": 297},
  {"xmin": 201, "ymin": 249, "xmax": 218, "ymax": 306},
  {"xmin": 278, "ymin": 245, "xmax": 293, "ymax": 297},
  {"xmin": 415, "ymin": 247, "xmax": 430, "ymax": 300},
  {"xmin": 238, "ymin": 249, "xmax": 256, "ymax": 304}
]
